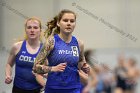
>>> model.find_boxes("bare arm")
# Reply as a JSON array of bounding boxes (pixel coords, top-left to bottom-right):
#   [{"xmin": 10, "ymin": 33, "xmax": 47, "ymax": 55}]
[
  {"xmin": 35, "ymin": 59, "xmax": 49, "ymax": 87},
  {"xmin": 33, "ymin": 36, "xmax": 67, "ymax": 74},
  {"xmin": 81, "ymin": 66, "xmax": 98, "ymax": 93},
  {"xmin": 78, "ymin": 40, "xmax": 90, "ymax": 85},
  {"xmin": 78, "ymin": 69, "xmax": 88, "ymax": 85},
  {"xmin": 33, "ymin": 36, "xmax": 55, "ymax": 74},
  {"xmin": 35, "ymin": 74, "xmax": 46, "ymax": 87},
  {"xmin": 78, "ymin": 40, "xmax": 86, "ymax": 69},
  {"xmin": 5, "ymin": 42, "xmax": 20, "ymax": 84}
]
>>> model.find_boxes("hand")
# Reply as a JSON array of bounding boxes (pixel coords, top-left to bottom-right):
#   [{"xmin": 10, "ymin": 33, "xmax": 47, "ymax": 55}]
[
  {"xmin": 5, "ymin": 75, "xmax": 12, "ymax": 84},
  {"xmin": 51, "ymin": 63, "xmax": 67, "ymax": 72},
  {"xmin": 81, "ymin": 63, "xmax": 90, "ymax": 74}
]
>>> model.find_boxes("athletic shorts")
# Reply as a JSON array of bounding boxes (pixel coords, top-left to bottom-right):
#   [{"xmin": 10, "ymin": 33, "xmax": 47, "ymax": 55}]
[
  {"xmin": 12, "ymin": 85, "xmax": 41, "ymax": 93},
  {"xmin": 45, "ymin": 87, "xmax": 80, "ymax": 93}
]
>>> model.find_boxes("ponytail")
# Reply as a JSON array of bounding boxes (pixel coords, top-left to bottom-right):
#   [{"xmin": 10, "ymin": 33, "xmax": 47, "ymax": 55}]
[{"xmin": 44, "ymin": 16, "xmax": 60, "ymax": 38}]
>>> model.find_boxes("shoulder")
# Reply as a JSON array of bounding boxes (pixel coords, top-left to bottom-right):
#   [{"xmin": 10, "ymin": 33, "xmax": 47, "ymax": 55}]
[
  {"xmin": 44, "ymin": 35, "xmax": 55, "ymax": 50},
  {"xmin": 11, "ymin": 41, "xmax": 23, "ymax": 55},
  {"xmin": 13, "ymin": 41, "xmax": 23, "ymax": 49},
  {"xmin": 77, "ymin": 38, "xmax": 84, "ymax": 51}
]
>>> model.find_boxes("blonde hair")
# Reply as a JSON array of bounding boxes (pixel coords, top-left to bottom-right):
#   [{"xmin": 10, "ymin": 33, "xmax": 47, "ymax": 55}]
[
  {"xmin": 24, "ymin": 17, "xmax": 43, "ymax": 42},
  {"xmin": 44, "ymin": 9, "xmax": 76, "ymax": 38}
]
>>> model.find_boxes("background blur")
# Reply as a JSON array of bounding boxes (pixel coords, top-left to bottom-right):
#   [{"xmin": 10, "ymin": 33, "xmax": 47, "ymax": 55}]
[{"xmin": 0, "ymin": 0, "xmax": 140, "ymax": 93}]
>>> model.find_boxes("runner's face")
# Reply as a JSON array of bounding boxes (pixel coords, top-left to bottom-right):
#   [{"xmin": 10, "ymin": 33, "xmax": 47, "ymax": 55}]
[
  {"xmin": 57, "ymin": 13, "xmax": 76, "ymax": 35},
  {"xmin": 25, "ymin": 20, "xmax": 41, "ymax": 40}
]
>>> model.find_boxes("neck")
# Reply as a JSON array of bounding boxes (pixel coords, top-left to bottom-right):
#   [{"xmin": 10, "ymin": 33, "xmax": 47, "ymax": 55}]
[
  {"xmin": 59, "ymin": 33, "xmax": 72, "ymax": 43},
  {"xmin": 26, "ymin": 39, "xmax": 40, "ymax": 48}
]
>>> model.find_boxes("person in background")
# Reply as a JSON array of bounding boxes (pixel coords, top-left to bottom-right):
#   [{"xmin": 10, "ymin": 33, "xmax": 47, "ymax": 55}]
[
  {"xmin": 114, "ymin": 54, "xmax": 128, "ymax": 93},
  {"xmin": 125, "ymin": 57, "xmax": 140, "ymax": 93},
  {"xmin": 80, "ymin": 50, "xmax": 97, "ymax": 93}
]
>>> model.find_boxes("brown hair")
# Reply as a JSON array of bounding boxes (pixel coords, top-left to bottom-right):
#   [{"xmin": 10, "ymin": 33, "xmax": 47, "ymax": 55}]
[{"xmin": 44, "ymin": 9, "xmax": 76, "ymax": 38}]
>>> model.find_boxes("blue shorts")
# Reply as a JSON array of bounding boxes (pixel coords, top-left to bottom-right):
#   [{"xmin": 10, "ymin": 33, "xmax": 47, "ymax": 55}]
[{"xmin": 45, "ymin": 87, "xmax": 80, "ymax": 93}]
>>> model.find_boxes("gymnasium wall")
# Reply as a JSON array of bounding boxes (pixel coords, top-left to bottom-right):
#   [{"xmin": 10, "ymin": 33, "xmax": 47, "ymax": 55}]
[{"xmin": 0, "ymin": 0, "xmax": 140, "ymax": 93}]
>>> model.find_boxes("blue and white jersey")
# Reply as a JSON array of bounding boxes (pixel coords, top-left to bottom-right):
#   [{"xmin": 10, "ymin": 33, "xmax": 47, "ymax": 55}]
[
  {"xmin": 14, "ymin": 40, "xmax": 42, "ymax": 90},
  {"xmin": 46, "ymin": 34, "xmax": 81, "ymax": 89}
]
